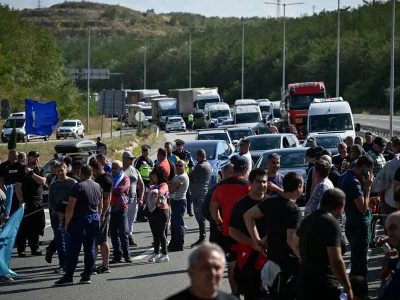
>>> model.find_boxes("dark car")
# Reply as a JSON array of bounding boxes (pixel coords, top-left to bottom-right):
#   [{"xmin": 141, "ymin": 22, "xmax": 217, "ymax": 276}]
[
  {"xmin": 226, "ymin": 127, "xmax": 255, "ymax": 146},
  {"xmin": 303, "ymin": 134, "xmax": 341, "ymax": 156},
  {"xmin": 173, "ymin": 140, "xmax": 232, "ymax": 186}
]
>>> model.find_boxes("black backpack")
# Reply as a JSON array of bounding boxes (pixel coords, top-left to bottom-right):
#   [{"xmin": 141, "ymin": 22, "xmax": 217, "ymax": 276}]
[{"xmin": 167, "ymin": 159, "xmax": 176, "ymax": 181}]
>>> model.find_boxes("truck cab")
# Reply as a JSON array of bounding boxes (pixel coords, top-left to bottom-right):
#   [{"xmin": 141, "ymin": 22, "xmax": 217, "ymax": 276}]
[
  {"xmin": 126, "ymin": 102, "xmax": 152, "ymax": 127},
  {"xmin": 203, "ymin": 103, "xmax": 232, "ymax": 128}
]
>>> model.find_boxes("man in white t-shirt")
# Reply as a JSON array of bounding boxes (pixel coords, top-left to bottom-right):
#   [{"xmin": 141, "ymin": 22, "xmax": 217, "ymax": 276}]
[
  {"xmin": 238, "ymin": 138, "xmax": 252, "ymax": 179},
  {"xmin": 168, "ymin": 161, "xmax": 190, "ymax": 252}
]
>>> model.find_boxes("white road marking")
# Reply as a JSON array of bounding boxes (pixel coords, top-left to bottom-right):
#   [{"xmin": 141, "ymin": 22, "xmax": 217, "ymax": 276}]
[{"xmin": 133, "ymin": 248, "xmax": 154, "ymax": 260}]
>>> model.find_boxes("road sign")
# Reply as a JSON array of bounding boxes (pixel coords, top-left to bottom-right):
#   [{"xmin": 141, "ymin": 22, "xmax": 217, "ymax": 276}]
[
  {"xmin": 1, "ymin": 99, "xmax": 10, "ymax": 109},
  {"xmin": 66, "ymin": 69, "xmax": 110, "ymax": 80},
  {"xmin": 1, "ymin": 109, "xmax": 10, "ymax": 119},
  {"xmin": 97, "ymin": 90, "xmax": 125, "ymax": 116},
  {"xmin": 135, "ymin": 112, "xmax": 146, "ymax": 122}
]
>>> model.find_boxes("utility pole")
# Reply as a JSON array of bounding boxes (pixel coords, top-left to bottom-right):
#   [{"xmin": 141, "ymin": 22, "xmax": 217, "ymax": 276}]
[
  {"xmin": 189, "ymin": 31, "xmax": 192, "ymax": 88},
  {"xmin": 277, "ymin": 0, "xmax": 281, "ymax": 17},
  {"xmin": 336, "ymin": 0, "xmax": 341, "ymax": 97},
  {"xmin": 312, "ymin": 5, "xmax": 316, "ymax": 15},
  {"xmin": 241, "ymin": 17, "xmax": 245, "ymax": 99},
  {"xmin": 87, "ymin": 27, "xmax": 91, "ymax": 132},
  {"xmin": 38, "ymin": 0, "xmax": 41, "ymax": 9},
  {"xmin": 144, "ymin": 39, "xmax": 147, "ymax": 89},
  {"xmin": 390, "ymin": 0, "xmax": 396, "ymax": 138}
]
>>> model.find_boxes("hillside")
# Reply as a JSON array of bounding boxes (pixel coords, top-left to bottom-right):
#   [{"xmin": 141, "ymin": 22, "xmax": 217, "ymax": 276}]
[{"xmin": 20, "ymin": 1, "xmax": 192, "ymax": 38}]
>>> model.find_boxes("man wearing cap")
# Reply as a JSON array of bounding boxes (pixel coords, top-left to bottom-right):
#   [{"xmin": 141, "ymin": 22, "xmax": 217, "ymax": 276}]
[
  {"xmin": 189, "ymin": 149, "xmax": 212, "ymax": 248},
  {"xmin": 266, "ymin": 122, "xmax": 279, "ymax": 134},
  {"xmin": 122, "ymin": 151, "xmax": 144, "ymax": 247},
  {"xmin": 15, "ymin": 151, "xmax": 47, "ymax": 257},
  {"xmin": 363, "ymin": 132, "xmax": 374, "ymax": 153},
  {"xmin": 173, "ymin": 139, "xmax": 195, "ymax": 217},
  {"xmin": 238, "ymin": 138, "xmax": 252, "ymax": 179},
  {"xmin": 305, "ymin": 137, "xmax": 324, "ymax": 172}
]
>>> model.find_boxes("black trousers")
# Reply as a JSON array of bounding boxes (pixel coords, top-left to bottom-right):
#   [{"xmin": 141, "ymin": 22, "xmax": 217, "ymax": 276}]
[
  {"xmin": 16, "ymin": 214, "xmax": 40, "ymax": 253},
  {"xmin": 149, "ymin": 209, "xmax": 169, "ymax": 255}
]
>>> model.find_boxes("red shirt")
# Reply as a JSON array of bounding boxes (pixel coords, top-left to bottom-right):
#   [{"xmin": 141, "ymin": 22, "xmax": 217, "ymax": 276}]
[
  {"xmin": 158, "ymin": 158, "xmax": 170, "ymax": 180},
  {"xmin": 211, "ymin": 177, "xmax": 250, "ymax": 236}
]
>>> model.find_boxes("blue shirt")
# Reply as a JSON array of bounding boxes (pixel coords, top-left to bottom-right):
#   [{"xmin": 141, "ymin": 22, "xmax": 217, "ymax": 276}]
[
  {"xmin": 266, "ymin": 173, "xmax": 284, "ymax": 196},
  {"xmin": 337, "ymin": 170, "xmax": 371, "ymax": 224},
  {"xmin": 103, "ymin": 162, "xmax": 112, "ymax": 174}
]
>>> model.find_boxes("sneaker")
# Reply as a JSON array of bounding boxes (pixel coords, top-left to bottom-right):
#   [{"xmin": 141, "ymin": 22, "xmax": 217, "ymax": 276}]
[
  {"xmin": 156, "ymin": 254, "xmax": 169, "ymax": 263},
  {"xmin": 54, "ymin": 277, "xmax": 73, "ymax": 286},
  {"xmin": 0, "ymin": 276, "xmax": 14, "ymax": 283},
  {"xmin": 148, "ymin": 253, "xmax": 160, "ymax": 262},
  {"xmin": 18, "ymin": 252, "xmax": 27, "ymax": 258},
  {"xmin": 79, "ymin": 277, "xmax": 91, "ymax": 284},
  {"xmin": 54, "ymin": 267, "xmax": 66, "ymax": 274},
  {"xmin": 124, "ymin": 257, "xmax": 133, "ymax": 263},
  {"xmin": 31, "ymin": 251, "xmax": 43, "ymax": 256},
  {"xmin": 129, "ymin": 236, "xmax": 138, "ymax": 247},
  {"xmin": 94, "ymin": 265, "xmax": 111, "ymax": 274},
  {"xmin": 45, "ymin": 247, "xmax": 53, "ymax": 264},
  {"xmin": 168, "ymin": 246, "xmax": 184, "ymax": 252},
  {"xmin": 191, "ymin": 239, "xmax": 205, "ymax": 248},
  {"xmin": 188, "ymin": 212, "xmax": 194, "ymax": 217},
  {"xmin": 109, "ymin": 258, "xmax": 122, "ymax": 264}
]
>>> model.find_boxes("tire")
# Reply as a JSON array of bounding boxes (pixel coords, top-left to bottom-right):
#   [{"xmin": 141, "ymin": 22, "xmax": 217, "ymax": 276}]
[
  {"xmin": 73, "ymin": 134, "xmax": 78, "ymax": 139},
  {"xmin": 165, "ymin": 130, "xmax": 170, "ymax": 133},
  {"xmin": 81, "ymin": 132, "xmax": 85, "ymax": 138},
  {"xmin": 44, "ymin": 136, "xmax": 49, "ymax": 141},
  {"xmin": 56, "ymin": 136, "xmax": 60, "ymax": 140}
]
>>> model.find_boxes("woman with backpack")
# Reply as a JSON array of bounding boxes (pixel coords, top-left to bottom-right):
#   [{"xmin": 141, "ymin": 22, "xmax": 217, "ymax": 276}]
[{"xmin": 146, "ymin": 167, "xmax": 170, "ymax": 263}]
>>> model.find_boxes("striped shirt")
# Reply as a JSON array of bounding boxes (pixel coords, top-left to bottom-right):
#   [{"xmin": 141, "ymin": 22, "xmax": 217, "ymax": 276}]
[{"xmin": 367, "ymin": 149, "xmax": 386, "ymax": 177}]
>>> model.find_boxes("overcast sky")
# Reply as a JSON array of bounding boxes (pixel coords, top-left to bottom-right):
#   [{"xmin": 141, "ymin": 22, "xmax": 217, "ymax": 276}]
[{"xmin": 1, "ymin": 0, "xmax": 365, "ymax": 18}]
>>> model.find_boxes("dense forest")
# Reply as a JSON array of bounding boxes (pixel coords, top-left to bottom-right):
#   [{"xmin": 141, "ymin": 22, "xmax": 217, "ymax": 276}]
[{"xmin": 1, "ymin": 1, "xmax": 400, "ymax": 116}]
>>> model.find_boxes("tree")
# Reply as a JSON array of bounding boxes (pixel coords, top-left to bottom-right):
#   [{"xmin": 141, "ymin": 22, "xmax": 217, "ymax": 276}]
[{"xmin": 8, "ymin": 120, "xmax": 17, "ymax": 150}]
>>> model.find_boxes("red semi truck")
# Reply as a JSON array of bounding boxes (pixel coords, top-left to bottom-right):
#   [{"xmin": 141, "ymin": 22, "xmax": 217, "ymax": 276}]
[{"xmin": 280, "ymin": 82, "xmax": 327, "ymax": 140}]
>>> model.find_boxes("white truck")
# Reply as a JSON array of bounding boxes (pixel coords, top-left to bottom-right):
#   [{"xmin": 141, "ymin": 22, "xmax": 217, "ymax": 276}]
[
  {"xmin": 151, "ymin": 98, "xmax": 179, "ymax": 129},
  {"xmin": 126, "ymin": 102, "xmax": 152, "ymax": 127},
  {"xmin": 234, "ymin": 99, "xmax": 258, "ymax": 106},
  {"xmin": 256, "ymin": 99, "xmax": 272, "ymax": 118},
  {"xmin": 233, "ymin": 105, "xmax": 262, "ymax": 129},
  {"xmin": 307, "ymin": 97, "xmax": 360, "ymax": 140},
  {"xmin": 126, "ymin": 89, "xmax": 160, "ymax": 105},
  {"xmin": 203, "ymin": 102, "xmax": 231, "ymax": 128}
]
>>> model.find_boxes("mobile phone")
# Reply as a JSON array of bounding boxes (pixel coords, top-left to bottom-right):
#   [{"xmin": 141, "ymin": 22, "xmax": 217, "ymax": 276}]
[{"xmin": 363, "ymin": 167, "xmax": 369, "ymax": 180}]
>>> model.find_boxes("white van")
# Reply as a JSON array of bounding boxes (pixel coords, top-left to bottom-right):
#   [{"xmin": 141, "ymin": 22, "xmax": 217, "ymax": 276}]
[
  {"xmin": 1, "ymin": 112, "xmax": 49, "ymax": 143},
  {"xmin": 233, "ymin": 105, "xmax": 262, "ymax": 129},
  {"xmin": 256, "ymin": 99, "xmax": 272, "ymax": 117},
  {"xmin": 234, "ymin": 99, "xmax": 258, "ymax": 106},
  {"xmin": 204, "ymin": 103, "xmax": 231, "ymax": 128},
  {"xmin": 307, "ymin": 97, "xmax": 360, "ymax": 140}
]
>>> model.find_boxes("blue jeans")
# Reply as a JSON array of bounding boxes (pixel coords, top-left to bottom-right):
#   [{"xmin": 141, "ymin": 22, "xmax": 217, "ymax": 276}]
[
  {"xmin": 170, "ymin": 200, "xmax": 186, "ymax": 247},
  {"xmin": 110, "ymin": 210, "xmax": 130, "ymax": 259},
  {"xmin": 65, "ymin": 214, "xmax": 99, "ymax": 280},
  {"xmin": 50, "ymin": 214, "xmax": 69, "ymax": 268}
]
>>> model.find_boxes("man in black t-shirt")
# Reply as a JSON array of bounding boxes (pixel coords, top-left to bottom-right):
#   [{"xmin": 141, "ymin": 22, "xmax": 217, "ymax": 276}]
[
  {"xmin": 90, "ymin": 159, "xmax": 113, "ymax": 274},
  {"xmin": 96, "ymin": 136, "xmax": 107, "ymax": 155},
  {"xmin": 67, "ymin": 160, "xmax": 82, "ymax": 183},
  {"xmin": 305, "ymin": 137, "xmax": 324, "ymax": 171},
  {"xmin": 293, "ymin": 188, "xmax": 353, "ymax": 300},
  {"xmin": 229, "ymin": 168, "xmax": 268, "ymax": 300},
  {"xmin": 166, "ymin": 243, "xmax": 236, "ymax": 300},
  {"xmin": 15, "ymin": 151, "xmax": 47, "ymax": 257},
  {"xmin": 332, "ymin": 142, "xmax": 349, "ymax": 172},
  {"xmin": 244, "ymin": 172, "xmax": 303, "ymax": 300}
]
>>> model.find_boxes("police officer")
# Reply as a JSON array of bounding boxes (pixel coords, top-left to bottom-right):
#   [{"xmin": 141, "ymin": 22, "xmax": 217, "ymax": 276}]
[
  {"xmin": 188, "ymin": 112, "xmax": 194, "ymax": 132},
  {"xmin": 173, "ymin": 139, "xmax": 195, "ymax": 217},
  {"xmin": 134, "ymin": 145, "xmax": 154, "ymax": 222}
]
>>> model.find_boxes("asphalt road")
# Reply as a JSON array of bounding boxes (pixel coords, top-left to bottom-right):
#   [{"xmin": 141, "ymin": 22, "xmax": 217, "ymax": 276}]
[
  {"xmin": 2, "ymin": 130, "xmax": 386, "ymax": 299},
  {"xmin": 353, "ymin": 114, "xmax": 400, "ymax": 131}
]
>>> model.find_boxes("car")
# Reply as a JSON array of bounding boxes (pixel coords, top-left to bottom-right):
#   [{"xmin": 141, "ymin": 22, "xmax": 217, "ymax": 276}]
[
  {"xmin": 303, "ymin": 134, "xmax": 341, "ymax": 156},
  {"xmin": 173, "ymin": 140, "xmax": 232, "ymax": 186},
  {"xmin": 196, "ymin": 129, "xmax": 234, "ymax": 151},
  {"xmin": 56, "ymin": 119, "xmax": 85, "ymax": 139},
  {"xmin": 232, "ymin": 133, "xmax": 300, "ymax": 164},
  {"xmin": 165, "ymin": 117, "xmax": 186, "ymax": 133},
  {"xmin": 255, "ymin": 147, "xmax": 309, "ymax": 206},
  {"xmin": 226, "ymin": 127, "xmax": 255, "ymax": 147}
]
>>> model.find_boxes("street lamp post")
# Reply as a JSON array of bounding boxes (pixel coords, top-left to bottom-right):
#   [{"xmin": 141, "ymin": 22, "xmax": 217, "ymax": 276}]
[
  {"xmin": 189, "ymin": 31, "xmax": 192, "ymax": 88},
  {"xmin": 265, "ymin": 2, "xmax": 304, "ymax": 96},
  {"xmin": 144, "ymin": 39, "xmax": 147, "ymax": 89},
  {"xmin": 241, "ymin": 17, "xmax": 245, "ymax": 99},
  {"xmin": 390, "ymin": 0, "xmax": 396, "ymax": 138},
  {"xmin": 87, "ymin": 27, "xmax": 90, "ymax": 132},
  {"xmin": 336, "ymin": 0, "xmax": 341, "ymax": 97}
]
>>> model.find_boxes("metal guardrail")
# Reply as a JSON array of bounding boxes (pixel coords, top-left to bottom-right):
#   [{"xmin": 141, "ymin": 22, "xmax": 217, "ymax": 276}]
[{"xmin": 360, "ymin": 124, "xmax": 400, "ymax": 139}]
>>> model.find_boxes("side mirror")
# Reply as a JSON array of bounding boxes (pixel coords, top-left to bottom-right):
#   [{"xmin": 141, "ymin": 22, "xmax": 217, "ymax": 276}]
[
  {"xmin": 232, "ymin": 140, "xmax": 239, "ymax": 146},
  {"xmin": 355, "ymin": 123, "xmax": 361, "ymax": 132}
]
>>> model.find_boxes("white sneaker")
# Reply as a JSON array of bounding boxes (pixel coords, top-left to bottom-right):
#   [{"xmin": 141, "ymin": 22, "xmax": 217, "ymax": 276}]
[
  {"xmin": 156, "ymin": 254, "xmax": 169, "ymax": 263},
  {"xmin": 148, "ymin": 253, "xmax": 160, "ymax": 262}
]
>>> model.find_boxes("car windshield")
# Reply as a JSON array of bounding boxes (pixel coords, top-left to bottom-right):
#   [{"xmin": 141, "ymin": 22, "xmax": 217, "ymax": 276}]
[
  {"xmin": 228, "ymin": 129, "xmax": 253, "ymax": 141},
  {"xmin": 273, "ymin": 108, "xmax": 281, "ymax": 118},
  {"xmin": 210, "ymin": 110, "xmax": 230, "ymax": 119},
  {"xmin": 304, "ymin": 136, "xmax": 341, "ymax": 149},
  {"xmin": 309, "ymin": 113, "xmax": 353, "ymax": 132},
  {"xmin": 260, "ymin": 105, "xmax": 271, "ymax": 114},
  {"xmin": 142, "ymin": 109, "xmax": 152, "ymax": 116},
  {"xmin": 198, "ymin": 99, "xmax": 220, "ymax": 110},
  {"xmin": 61, "ymin": 121, "xmax": 76, "ymax": 127},
  {"xmin": 161, "ymin": 109, "xmax": 178, "ymax": 116},
  {"xmin": 236, "ymin": 136, "xmax": 281, "ymax": 152},
  {"xmin": 289, "ymin": 93, "xmax": 325, "ymax": 110},
  {"xmin": 257, "ymin": 150, "xmax": 307, "ymax": 169},
  {"xmin": 198, "ymin": 133, "xmax": 229, "ymax": 143},
  {"xmin": 235, "ymin": 113, "xmax": 261, "ymax": 124},
  {"xmin": 168, "ymin": 118, "xmax": 182, "ymax": 123},
  {"xmin": 4, "ymin": 119, "xmax": 24, "ymax": 128},
  {"xmin": 182, "ymin": 144, "xmax": 216, "ymax": 160},
  {"xmin": 43, "ymin": 155, "xmax": 88, "ymax": 176}
]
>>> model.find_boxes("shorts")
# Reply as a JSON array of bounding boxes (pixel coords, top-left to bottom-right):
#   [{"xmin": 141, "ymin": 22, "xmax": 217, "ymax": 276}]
[
  {"xmin": 223, "ymin": 235, "xmax": 237, "ymax": 262},
  {"xmin": 96, "ymin": 212, "xmax": 110, "ymax": 245}
]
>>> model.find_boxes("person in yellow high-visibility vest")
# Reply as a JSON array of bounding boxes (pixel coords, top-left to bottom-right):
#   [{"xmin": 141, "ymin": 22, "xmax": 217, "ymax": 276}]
[{"xmin": 188, "ymin": 113, "xmax": 194, "ymax": 132}]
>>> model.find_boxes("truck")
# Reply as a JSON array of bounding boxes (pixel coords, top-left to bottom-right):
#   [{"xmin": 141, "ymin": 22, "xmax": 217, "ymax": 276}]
[
  {"xmin": 126, "ymin": 102, "xmax": 152, "ymax": 127},
  {"xmin": 280, "ymin": 82, "xmax": 326, "ymax": 140},
  {"xmin": 151, "ymin": 97, "xmax": 179, "ymax": 129},
  {"xmin": 232, "ymin": 105, "xmax": 262, "ymax": 129},
  {"xmin": 126, "ymin": 89, "xmax": 160, "ymax": 105},
  {"xmin": 307, "ymin": 97, "xmax": 360, "ymax": 140},
  {"xmin": 234, "ymin": 99, "xmax": 258, "ymax": 106},
  {"xmin": 256, "ymin": 99, "xmax": 272, "ymax": 118},
  {"xmin": 203, "ymin": 102, "xmax": 232, "ymax": 128}
]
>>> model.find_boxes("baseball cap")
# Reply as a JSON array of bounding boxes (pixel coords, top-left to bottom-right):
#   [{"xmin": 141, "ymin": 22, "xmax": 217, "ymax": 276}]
[
  {"xmin": 175, "ymin": 139, "xmax": 185, "ymax": 146},
  {"xmin": 141, "ymin": 145, "xmax": 151, "ymax": 151},
  {"xmin": 122, "ymin": 151, "xmax": 135, "ymax": 159},
  {"xmin": 307, "ymin": 137, "xmax": 316, "ymax": 142},
  {"xmin": 28, "ymin": 151, "xmax": 40, "ymax": 157},
  {"xmin": 373, "ymin": 136, "xmax": 387, "ymax": 148},
  {"xmin": 233, "ymin": 157, "xmax": 249, "ymax": 173}
]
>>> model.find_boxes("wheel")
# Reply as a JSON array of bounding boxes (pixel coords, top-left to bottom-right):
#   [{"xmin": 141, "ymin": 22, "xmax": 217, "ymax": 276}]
[
  {"xmin": 56, "ymin": 136, "xmax": 60, "ymax": 140},
  {"xmin": 165, "ymin": 130, "xmax": 170, "ymax": 133},
  {"xmin": 81, "ymin": 132, "xmax": 85, "ymax": 138},
  {"xmin": 44, "ymin": 136, "xmax": 49, "ymax": 141},
  {"xmin": 73, "ymin": 134, "xmax": 78, "ymax": 139}
]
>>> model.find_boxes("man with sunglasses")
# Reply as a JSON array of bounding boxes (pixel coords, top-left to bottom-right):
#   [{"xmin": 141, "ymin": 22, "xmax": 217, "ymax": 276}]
[{"xmin": 168, "ymin": 161, "xmax": 189, "ymax": 252}]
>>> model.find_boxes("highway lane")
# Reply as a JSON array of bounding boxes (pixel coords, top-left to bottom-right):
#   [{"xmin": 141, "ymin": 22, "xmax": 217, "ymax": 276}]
[
  {"xmin": 2, "ymin": 131, "xmax": 385, "ymax": 299},
  {"xmin": 354, "ymin": 114, "xmax": 400, "ymax": 131}
]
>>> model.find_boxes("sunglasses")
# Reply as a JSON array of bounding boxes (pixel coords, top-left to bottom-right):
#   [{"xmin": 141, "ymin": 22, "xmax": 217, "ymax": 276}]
[{"xmin": 176, "ymin": 165, "xmax": 184, "ymax": 167}]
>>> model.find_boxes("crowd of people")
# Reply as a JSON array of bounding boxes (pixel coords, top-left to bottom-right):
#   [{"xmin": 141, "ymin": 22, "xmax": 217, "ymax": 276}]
[{"xmin": 2, "ymin": 132, "xmax": 400, "ymax": 300}]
